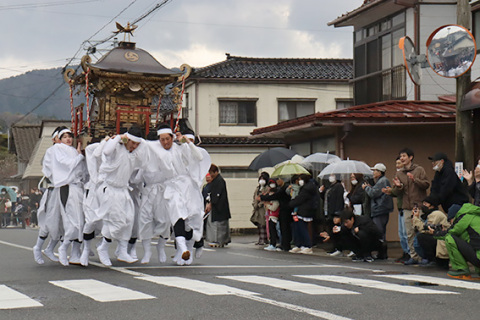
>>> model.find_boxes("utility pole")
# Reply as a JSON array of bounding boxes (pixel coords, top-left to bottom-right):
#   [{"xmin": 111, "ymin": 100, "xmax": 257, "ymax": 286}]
[{"xmin": 456, "ymin": 0, "xmax": 474, "ymax": 169}]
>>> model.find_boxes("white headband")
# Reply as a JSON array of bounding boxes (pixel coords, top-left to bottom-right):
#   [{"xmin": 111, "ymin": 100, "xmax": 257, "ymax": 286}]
[
  {"xmin": 51, "ymin": 130, "xmax": 59, "ymax": 139},
  {"xmin": 184, "ymin": 134, "xmax": 195, "ymax": 140},
  {"xmin": 58, "ymin": 128, "xmax": 72, "ymax": 138},
  {"xmin": 126, "ymin": 132, "xmax": 142, "ymax": 143},
  {"xmin": 157, "ymin": 128, "xmax": 173, "ymax": 136}
]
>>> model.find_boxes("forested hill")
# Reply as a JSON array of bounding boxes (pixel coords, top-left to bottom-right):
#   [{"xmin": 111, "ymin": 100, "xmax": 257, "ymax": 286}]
[{"xmin": 0, "ymin": 67, "xmax": 83, "ymax": 123}]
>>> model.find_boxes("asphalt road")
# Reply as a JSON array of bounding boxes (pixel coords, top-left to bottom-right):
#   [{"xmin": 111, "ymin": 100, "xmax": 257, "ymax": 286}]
[{"xmin": 1, "ymin": 228, "xmax": 479, "ymax": 320}]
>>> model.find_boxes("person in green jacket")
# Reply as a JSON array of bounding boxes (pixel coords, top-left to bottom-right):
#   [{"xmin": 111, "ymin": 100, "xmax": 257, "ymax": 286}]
[{"xmin": 444, "ymin": 203, "xmax": 480, "ymax": 279}]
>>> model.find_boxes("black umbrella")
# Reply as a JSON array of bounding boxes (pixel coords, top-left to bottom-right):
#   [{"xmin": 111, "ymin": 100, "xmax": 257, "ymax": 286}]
[{"xmin": 248, "ymin": 147, "xmax": 298, "ymax": 170}]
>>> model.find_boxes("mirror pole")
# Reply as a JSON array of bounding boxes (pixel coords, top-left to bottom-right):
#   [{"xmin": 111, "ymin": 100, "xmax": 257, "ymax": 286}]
[{"xmin": 456, "ymin": 0, "xmax": 474, "ymax": 169}]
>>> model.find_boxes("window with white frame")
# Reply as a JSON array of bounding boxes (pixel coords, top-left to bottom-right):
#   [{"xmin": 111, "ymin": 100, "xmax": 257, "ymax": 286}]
[
  {"xmin": 219, "ymin": 99, "xmax": 257, "ymax": 125},
  {"xmin": 278, "ymin": 100, "xmax": 315, "ymax": 122},
  {"xmin": 336, "ymin": 99, "xmax": 354, "ymax": 110}
]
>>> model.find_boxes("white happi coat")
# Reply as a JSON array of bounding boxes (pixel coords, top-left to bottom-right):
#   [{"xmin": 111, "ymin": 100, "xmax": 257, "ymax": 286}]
[
  {"xmin": 37, "ymin": 148, "xmax": 59, "ymax": 239},
  {"xmin": 42, "ymin": 143, "xmax": 86, "ymax": 241},
  {"xmin": 137, "ymin": 141, "xmax": 171, "ymax": 240},
  {"xmin": 149, "ymin": 141, "xmax": 210, "ymax": 242},
  {"xmin": 82, "ymin": 140, "xmax": 107, "ymax": 235},
  {"xmin": 97, "ymin": 135, "xmax": 148, "ymax": 241}
]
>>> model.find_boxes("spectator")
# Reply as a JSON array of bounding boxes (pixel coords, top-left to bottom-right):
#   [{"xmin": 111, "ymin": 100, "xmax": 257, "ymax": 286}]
[
  {"xmin": 363, "ymin": 163, "xmax": 394, "ymax": 250},
  {"xmin": 347, "ymin": 173, "xmax": 367, "ymax": 216},
  {"xmin": 412, "ymin": 195, "xmax": 450, "ymax": 269},
  {"xmin": 340, "ymin": 209, "xmax": 384, "ymax": 262},
  {"xmin": 259, "ymin": 177, "xmax": 292, "ymax": 251},
  {"xmin": 392, "ymin": 148, "xmax": 430, "ymax": 265},
  {"xmin": 289, "ymin": 174, "xmax": 316, "ymax": 254},
  {"xmin": 251, "ymin": 172, "xmax": 269, "ymax": 245},
  {"xmin": 443, "ymin": 203, "xmax": 480, "ymax": 279},
  {"xmin": 463, "ymin": 158, "xmax": 480, "ymax": 206},
  {"xmin": 263, "ymin": 179, "xmax": 280, "ymax": 251},
  {"xmin": 319, "ymin": 212, "xmax": 347, "ymax": 256},
  {"xmin": 205, "ymin": 164, "xmax": 231, "ymax": 247},
  {"xmin": 383, "ymin": 157, "xmax": 410, "ymax": 263},
  {"xmin": 428, "ymin": 152, "xmax": 469, "ymax": 215},
  {"xmin": 13, "ymin": 197, "xmax": 27, "ymax": 228},
  {"xmin": 0, "ymin": 188, "xmax": 11, "ymax": 227},
  {"xmin": 320, "ymin": 174, "xmax": 345, "ymax": 229}
]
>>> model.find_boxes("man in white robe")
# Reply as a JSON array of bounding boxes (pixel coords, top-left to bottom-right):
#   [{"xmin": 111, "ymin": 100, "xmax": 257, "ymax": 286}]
[
  {"xmin": 49, "ymin": 128, "xmax": 86, "ymax": 266},
  {"xmin": 79, "ymin": 138, "xmax": 108, "ymax": 266},
  {"xmin": 33, "ymin": 127, "xmax": 64, "ymax": 264},
  {"xmin": 95, "ymin": 126, "xmax": 149, "ymax": 266},
  {"xmin": 148, "ymin": 124, "xmax": 209, "ymax": 266}
]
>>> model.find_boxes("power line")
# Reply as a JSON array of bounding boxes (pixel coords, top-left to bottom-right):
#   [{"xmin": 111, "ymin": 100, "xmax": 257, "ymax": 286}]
[
  {"xmin": 10, "ymin": 0, "xmax": 176, "ymax": 127},
  {"xmin": 10, "ymin": 81, "xmax": 66, "ymax": 126},
  {"xmin": 0, "ymin": 0, "xmax": 99, "ymax": 10}
]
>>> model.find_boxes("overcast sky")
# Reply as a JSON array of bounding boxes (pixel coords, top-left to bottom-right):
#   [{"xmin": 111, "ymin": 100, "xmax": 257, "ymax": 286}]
[{"xmin": 0, "ymin": 0, "xmax": 364, "ymax": 80}]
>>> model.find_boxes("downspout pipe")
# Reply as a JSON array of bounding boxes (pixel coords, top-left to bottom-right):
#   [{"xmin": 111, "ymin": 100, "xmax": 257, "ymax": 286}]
[{"xmin": 339, "ymin": 122, "xmax": 353, "ymax": 160}]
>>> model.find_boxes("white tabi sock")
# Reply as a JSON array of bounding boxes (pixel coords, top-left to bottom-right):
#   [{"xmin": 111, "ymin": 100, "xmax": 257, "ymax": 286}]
[
  {"xmin": 156, "ymin": 237, "xmax": 167, "ymax": 263},
  {"xmin": 69, "ymin": 241, "xmax": 82, "ymax": 265},
  {"xmin": 58, "ymin": 241, "xmax": 71, "ymax": 266},
  {"xmin": 141, "ymin": 239, "xmax": 152, "ymax": 264},
  {"xmin": 33, "ymin": 237, "xmax": 45, "ymax": 264},
  {"xmin": 195, "ymin": 246, "xmax": 203, "ymax": 259},
  {"xmin": 116, "ymin": 240, "xmax": 138, "ymax": 263},
  {"xmin": 127, "ymin": 242, "xmax": 137, "ymax": 260},
  {"xmin": 80, "ymin": 239, "xmax": 91, "ymax": 267},
  {"xmin": 97, "ymin": 238, "xmax": 112, "ymax": 266},
  {"xmin": 43, "ymin": 240, "xmax": 59, "ymax": 262},
  {"xmin": 184, "ymin": 239, "xmax": 195, "ymax": 265},
  {"xmin": 174, "ymin": 236, "xmax": 190, "ymax": 266}
]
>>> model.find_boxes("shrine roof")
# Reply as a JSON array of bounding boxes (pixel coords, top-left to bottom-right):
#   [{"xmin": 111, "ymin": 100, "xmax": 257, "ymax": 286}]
[{"xmin": 91, "ymin": 42, "xmax": 180, "ymax": 77}]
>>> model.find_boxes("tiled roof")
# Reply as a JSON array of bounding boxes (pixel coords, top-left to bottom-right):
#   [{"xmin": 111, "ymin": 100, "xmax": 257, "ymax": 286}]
[
  {"xmin": 252, "ymin": 100, "xmax": 456, "ymax": 135},
  {"xmin": 190, "ymin": 55, "xmax": 352, "ymax": 81},
  {"xmin": 10, "ymin": 125, "xmax": 41, "ymax": 163},
  {"xmin": 199, "ymin": 136, "xmax": 285, "ymax": 146}
]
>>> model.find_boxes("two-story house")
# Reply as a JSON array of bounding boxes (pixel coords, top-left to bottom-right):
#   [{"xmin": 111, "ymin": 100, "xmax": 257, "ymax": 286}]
[
  {"xmin": 184, "ymin": 54, "xmax": 353, "ymax": 228},
  {"xmin": 251, "ymin": 0, "xmax": 466, "ymax": 239}
]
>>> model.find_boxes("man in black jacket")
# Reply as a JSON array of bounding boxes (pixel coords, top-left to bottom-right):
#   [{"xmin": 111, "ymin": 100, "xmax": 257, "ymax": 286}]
[
  {"xmin": 340, "ymin": 209, "xmax": 384, "ymax": 262},
  {"xmin": 428, "ymin": 152, "xmax": 469, "ymax": 215},
  {"xmin": 205, "ymin": 164, "xmax": 231, "ymax": 247}
]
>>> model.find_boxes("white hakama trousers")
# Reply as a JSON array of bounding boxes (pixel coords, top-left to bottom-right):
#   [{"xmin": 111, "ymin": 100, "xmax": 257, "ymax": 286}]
[
  {"xmin": 98, "ymin": 184, "xmax": 134, "ymax": 241},
  {"xmin": 62, "ymin": 184, "xmax": 85, "ymax": 242},
  {"xmin": 138, "ymin": 184, "xmax": 170, "ymax": 241},
  {"xmin": 37, "ymin": 188, "xmax": 64, "ymax": 240},
  {"xmin": 164, "ymin": 176, "xmax": 204, "ymax": 242},
  {"xmin": 82, "ymin": 183, "xmax": 103, "ymax": 235},
  {"xmin": 129, "ymin": 188, "xmax": 141, "ymax": 239}
]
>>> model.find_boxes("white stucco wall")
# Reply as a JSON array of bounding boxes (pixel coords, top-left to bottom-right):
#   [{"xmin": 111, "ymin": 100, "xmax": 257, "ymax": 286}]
[{"xmin": 186, "ymin": 81, "xmax": 352, "ymax": 136}]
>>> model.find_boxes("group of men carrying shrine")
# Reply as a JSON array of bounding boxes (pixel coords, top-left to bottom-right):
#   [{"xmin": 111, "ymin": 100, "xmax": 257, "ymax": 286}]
[{"xmin": 32, "ymin": 123, "xmax": 211, "ymax": 267}]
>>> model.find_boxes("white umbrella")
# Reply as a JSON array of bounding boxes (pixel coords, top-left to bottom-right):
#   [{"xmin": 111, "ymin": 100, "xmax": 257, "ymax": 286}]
[
  {"xmin": 318, "ymin": 159, "xmax": 373, "ymax": 179},
  {"xmin": 302, "ymin": 152, "xmax": 341, "ymax": 171}
]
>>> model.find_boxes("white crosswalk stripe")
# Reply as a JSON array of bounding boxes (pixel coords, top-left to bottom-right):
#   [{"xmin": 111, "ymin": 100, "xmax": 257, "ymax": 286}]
[
  {"xmin": 219, "ymin": 275, "xmax": 360, "ymax": 295},
  {"xmin": 0, "ymin": 285, "xmax": 43, "ymax": 309},
  {"xmin": 375, "ymin": 274, "xmax": 480, "ymax": 290},
  {"xmin": 49, "ymin": 279, "xmax": 156, "ymax": 302},
  {"xmin": 136, "ymin": 276, "xmax": 259, "ymax": 296},
  {"xmin": 295, "ymin": 275, "xmax": 459, "ymax": 294},
  {"xmin": 136, "ymin": 276, "xmax": 353, "ymax": 320}
]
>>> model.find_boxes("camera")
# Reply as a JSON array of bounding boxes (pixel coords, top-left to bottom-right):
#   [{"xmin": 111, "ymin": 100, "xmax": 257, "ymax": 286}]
[{"xmin": 424, "ymin": 224, "xmax": 443, "ymax": 232}]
